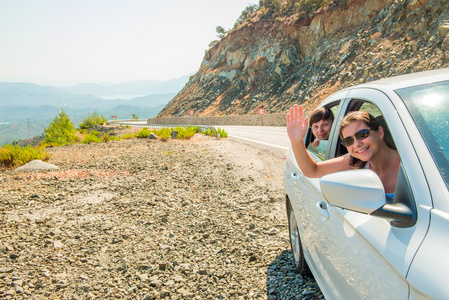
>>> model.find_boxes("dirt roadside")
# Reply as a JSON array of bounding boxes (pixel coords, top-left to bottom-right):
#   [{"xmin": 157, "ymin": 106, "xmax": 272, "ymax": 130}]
[{"xmin": 0, "ymin": 133, "xmax": 322, "ymax": 299}]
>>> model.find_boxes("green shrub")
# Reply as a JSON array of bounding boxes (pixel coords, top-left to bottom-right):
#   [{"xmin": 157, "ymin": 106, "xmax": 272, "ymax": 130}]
[
  {"xmin": 79, "ymin": 111, "xmax": 108, "ymax": 130},
  {"xmin": 203, "ymin": 128, "xmax": 210, "ymax": 136},
  {"xmin": 44, "ymin": 109, "xmax": 77, "ymax": 146},
  {"xmin": 156, "ymin": 127, "xmax": 172, "ymax": 141},
  {"xmin": 0, "ymin": 144, "xmax": 52, "ymax": 168},
  {"xmin": 201, "ymin": 127, "xmax": 227, "ymax": 138},
  {"xmin": 217, "ymin": 127, "xmax": 228, "ymax": 138},
  {"xmin": 174, "ymin": 126, "xmax": 185, "ymax": 140},
  {"xmin": 101, "ymin": 133, "xmax": 110, "ymax": 142},
  {"xmin": 81, "ymin": 132, "xmax": 103, "ymax": 144},
  {"xmin": 177, "ymin": 126, "xmax": 198, "ymax": 140},
  {"xmin": 177, "ymin": 131, "xmax": 186, "ymax": 140},
  {"xmin": 203, "ymin": 128, "xmax": 216, "ymax": 137},
  {"xmin": 0, "ymin": 147, "xmax": 14, "ymax": 167},
  {"xmin": 121, "ymin": 133, "xmax": 137, "ymax": 140},
  {"xmin": 38, "ymin": 142, "xmax": 59, "ymax": 148},
  {"xmin": 137, "ymin": 128, "xmax": 151, "ymax": 138}
]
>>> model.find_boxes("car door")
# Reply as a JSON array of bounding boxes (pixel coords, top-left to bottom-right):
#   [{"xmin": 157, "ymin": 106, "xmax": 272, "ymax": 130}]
[
  {"xmin": 308, "ymin": 88, "xmax": 432, "ymax": 299},
  {"xmin": 286, "ymin": 94, "xmax": 346, "ymax": 290}
]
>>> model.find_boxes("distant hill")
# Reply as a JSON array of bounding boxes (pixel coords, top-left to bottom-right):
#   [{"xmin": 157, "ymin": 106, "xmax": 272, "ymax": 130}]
[
  {"xmin": 0, "ymin": 80, "xmax": 179, "ymax": 145},
  {"xmin": 60, "ymin": 75, "xmax": 191, "ymax": 96},
  {"xmin": 0, "ymin": 82, "xmax": 178, "ymax": 109},
  {"xmin": 0, "ymin": 82, "xmax": 102, "ymax": 107}
]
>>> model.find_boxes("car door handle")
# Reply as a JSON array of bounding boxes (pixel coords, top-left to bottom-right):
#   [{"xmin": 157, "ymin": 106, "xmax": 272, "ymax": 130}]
[
  {"xmin": 316, "ymin": 201, "xmax": 330, "ymax": 219},
  {"xmin": 290, "ymin": 172, "xmax": 299, "ymax": 181}
]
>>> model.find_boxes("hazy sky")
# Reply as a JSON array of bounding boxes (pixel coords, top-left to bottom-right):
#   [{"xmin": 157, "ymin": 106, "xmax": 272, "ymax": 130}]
[{"xmin": 0, "ymin": 0, "xmax": 254, "ymax": 86}]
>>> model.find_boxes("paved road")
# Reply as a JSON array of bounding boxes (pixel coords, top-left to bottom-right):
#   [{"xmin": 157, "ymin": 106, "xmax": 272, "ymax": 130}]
[
  {"xmin": 218, "ymin": 125, "xmax": 289, "ymax": 150},
  {"xmin": 114, "ymin": 121, "xmax": 291, "ymax": 157},
  {"xmin": 217, "ymin": 125, "xmax": 290, "ymax": 158}
]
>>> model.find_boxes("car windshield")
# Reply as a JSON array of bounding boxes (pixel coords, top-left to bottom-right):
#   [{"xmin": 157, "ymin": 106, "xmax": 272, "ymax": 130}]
[{"xmin": 396, "ymin": 79, "xmax": 449, "ymax": 190}]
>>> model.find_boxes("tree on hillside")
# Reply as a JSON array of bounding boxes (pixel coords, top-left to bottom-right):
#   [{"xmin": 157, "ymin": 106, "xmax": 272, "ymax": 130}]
[
  {"xmin": 79, "ymin": 111, "xmax": 108, "ymax": 130},
  {"xmin": 216, "ymin": 26, "xmax": 227, "ymax": 38},
  {"xmin": 44, "ymin": 109, "xmax": 77, "ymax": 146},
  {"xmin": 258, "ymin": 0, "xmax": 337, "ymax": 16},
  {"xmin": 259, "ymin": 0, "xmax": 281, "ymax": 14},
  {"xmin": 235, "ymin": 4, "xmax": 259, "ymax": 27},
  {"xmin": 208, "ymin": 40, "xmax": 219, "ymax": 49},
  {"xmin": 297, "ymin": 0, "xmax": 330, "ymax": 14}
]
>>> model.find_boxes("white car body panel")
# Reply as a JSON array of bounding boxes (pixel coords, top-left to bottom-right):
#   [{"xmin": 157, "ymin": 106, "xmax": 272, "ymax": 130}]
[{"xmin": 408, "ymin": 208, "xmax": 449, "ymax": 299}]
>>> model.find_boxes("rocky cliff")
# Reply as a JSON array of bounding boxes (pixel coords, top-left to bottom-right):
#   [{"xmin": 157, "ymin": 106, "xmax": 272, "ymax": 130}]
[{"xmin": 158, "ymin": 0, "xmax": 449, "ymax": 117}]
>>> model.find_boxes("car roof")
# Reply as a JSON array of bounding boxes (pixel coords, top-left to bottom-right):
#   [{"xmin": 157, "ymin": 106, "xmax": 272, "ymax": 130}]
[{"xmin": 343, "ymin": 67, "xmax": 449, "ymax": 92}]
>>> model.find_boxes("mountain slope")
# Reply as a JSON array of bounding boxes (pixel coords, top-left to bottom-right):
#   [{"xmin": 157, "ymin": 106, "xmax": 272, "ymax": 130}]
[
  {"xmin": 158, "ymin": 0, "xmax": 449, "ymax": 117},
  {"xmin": 0, "ymin": 82, "xmax": 175, "ymax": 145},
  {"xmin": 60, "ymin": 75, "xmax": 190, "ymax": 96},
  {"xmin": 0, "ymin": 82, "xmax": 102, "ymax": 107}
]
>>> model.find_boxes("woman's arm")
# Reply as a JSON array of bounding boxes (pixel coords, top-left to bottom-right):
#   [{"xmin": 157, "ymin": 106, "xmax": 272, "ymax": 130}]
[{"xmin": 287, "ymin": 105, "xmax": 351, "ymax": 178}]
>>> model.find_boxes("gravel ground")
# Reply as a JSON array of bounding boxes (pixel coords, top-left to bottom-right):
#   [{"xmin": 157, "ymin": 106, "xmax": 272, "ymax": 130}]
[{"xmin": 0, "ymin": 133, "xmax": 323, "ymax": 299}]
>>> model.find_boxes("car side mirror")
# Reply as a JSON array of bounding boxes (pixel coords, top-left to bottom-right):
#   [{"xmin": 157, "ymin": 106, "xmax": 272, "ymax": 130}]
[
  {"xmin": 320, "ymin": 169, "xmax": 386, "ymax": 213},
  {"xmin": 320, "ymin": 168, "xmax": 416, "ymax": 227}
]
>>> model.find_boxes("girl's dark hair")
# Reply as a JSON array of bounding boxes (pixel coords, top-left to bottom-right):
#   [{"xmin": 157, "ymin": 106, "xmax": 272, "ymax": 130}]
[
  {"xmin": 339, "ymin": 111, "xmax": 396, "ymax": 168},
  {"xmin": 309, "ymin": 107, "xmax": 334, "ymax": 127}
]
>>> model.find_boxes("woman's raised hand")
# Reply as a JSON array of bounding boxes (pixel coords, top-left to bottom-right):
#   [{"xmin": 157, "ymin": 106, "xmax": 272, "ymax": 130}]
[{"xmin": 286, "ymin": 104, "xmax": 309, "ymax": 144}]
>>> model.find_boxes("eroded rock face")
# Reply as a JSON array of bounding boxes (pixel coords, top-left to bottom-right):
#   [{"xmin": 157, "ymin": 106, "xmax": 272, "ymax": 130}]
[{"xmin": 159, "ymin": 0, "xmax": 449, "ymax": 117}]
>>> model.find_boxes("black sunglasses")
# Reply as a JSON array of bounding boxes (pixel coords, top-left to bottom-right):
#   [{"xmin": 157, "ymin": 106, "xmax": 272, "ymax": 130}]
[{"xmin": 341, "ymin": 128, "xmax": 372, "ymax": 147}]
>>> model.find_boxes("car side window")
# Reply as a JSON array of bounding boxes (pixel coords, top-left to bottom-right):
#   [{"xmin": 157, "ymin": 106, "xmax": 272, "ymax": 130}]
[
  {"xmin": 339, "ymin": 99, "xmax": 403, "ymax": 203},
  {"xmin": 306, "ymin": 140, "xmax": 329, "ymax": 161},
  {"xmin": 306, "ymin": 101, "xmax": 340, "ymax": 161},
  {"xmin": 359, "ymin": 102, "xmax": 383, "ymax": 118}
]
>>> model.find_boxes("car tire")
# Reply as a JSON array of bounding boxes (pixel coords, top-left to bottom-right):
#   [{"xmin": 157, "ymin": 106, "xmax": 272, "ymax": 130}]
[{"xmin": 287, "ymin": 200, "xmax": 310, "ymax": 274}]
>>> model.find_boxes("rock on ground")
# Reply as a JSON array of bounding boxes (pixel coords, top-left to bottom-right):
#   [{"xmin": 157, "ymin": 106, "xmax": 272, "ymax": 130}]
[
  {"xmin": 13, "ymin": 160, "xmax": 59, "ymax": 173},
  {"xmin": 0, "ymin": 134, "xmax": 322, "ymax": 299}
]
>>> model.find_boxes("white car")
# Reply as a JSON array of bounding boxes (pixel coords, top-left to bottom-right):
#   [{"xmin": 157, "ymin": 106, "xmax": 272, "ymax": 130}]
[{"xmin": 284, "ymin": 68, "xmax": 449, "ymax": 299}]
